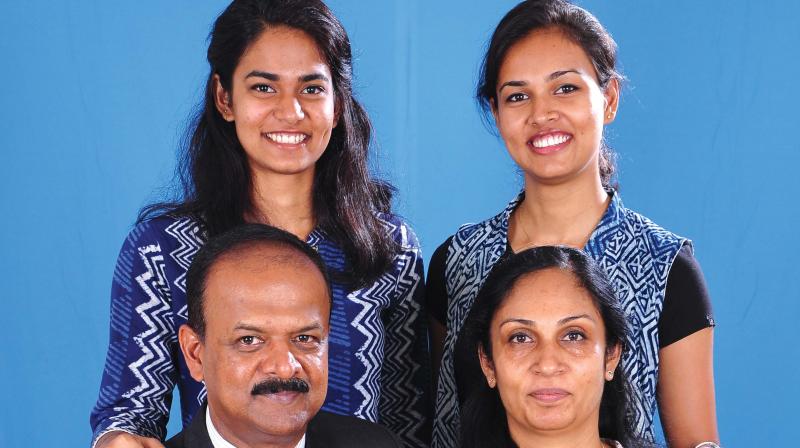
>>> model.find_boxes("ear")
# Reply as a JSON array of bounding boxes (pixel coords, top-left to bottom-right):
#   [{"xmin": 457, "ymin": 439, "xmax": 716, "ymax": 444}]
[
  {"xmin": 602, "ymin": 78, "xmax": 620, "ymax": 125},
  {"xmin": 478, "ymin": 344, "xmax": 497, "ymax": 388},
  {"xmin": 489, "ymin": 97, "xmax": 499, "ymax": 125},
  {"xmin": 604, "ymin": 342, "xmax": 622, "ymax": 380},
  {"xmin": 332, "ymin": 96, "xmax": 341, "ymax": 129},
  {"xmin": 213, "ymin": 74, "xmax": 235, "ymax": 122},
  {"xmin": 179, "ymin": 324, "xmax": 206, "ymax": 383}
]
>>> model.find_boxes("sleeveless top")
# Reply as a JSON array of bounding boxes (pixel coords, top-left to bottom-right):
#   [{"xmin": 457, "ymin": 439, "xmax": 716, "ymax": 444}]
[{"xmin": 432, "ymin": 191, "xmax": 686, "ymax": 447}]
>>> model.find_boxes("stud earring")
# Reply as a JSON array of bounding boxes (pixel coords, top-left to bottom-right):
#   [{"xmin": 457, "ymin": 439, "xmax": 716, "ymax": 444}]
[
  {"xmin": 606, "ymin": 370, "xmax": 614, "ymax": 380},
  {"xmin": 487, "ymin": 377, "xmax": 496, "ymax": 387}
]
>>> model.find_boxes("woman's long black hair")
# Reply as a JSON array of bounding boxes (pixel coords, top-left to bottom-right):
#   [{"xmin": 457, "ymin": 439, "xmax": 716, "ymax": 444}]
[
  {"xmin": 139, "ymin": 0, "xmax": 396, "ymax": 286},
  {"xmin": 456, "ymin": 246, "xmax": 653, "ymax": 448},
  {"xmin": 476, "ymin": 0, "xmax": 623, "ymax": 190}
]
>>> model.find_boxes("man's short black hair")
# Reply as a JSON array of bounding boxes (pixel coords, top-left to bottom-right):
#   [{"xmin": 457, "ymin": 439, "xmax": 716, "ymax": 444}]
[{"xmin": 186, "ymin": 223, "xmax": 331, "ymax": 338}]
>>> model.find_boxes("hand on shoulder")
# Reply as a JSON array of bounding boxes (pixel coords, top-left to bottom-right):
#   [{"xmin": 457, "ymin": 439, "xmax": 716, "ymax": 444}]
[{"xmin": 95, "ymin": 431, "xmax": 165, "ymax": 448}]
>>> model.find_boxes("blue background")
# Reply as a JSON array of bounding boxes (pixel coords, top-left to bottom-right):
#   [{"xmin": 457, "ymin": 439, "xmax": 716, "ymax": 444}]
[{"xmin": 1, "ymin": 1, "xmax": 797, "ymax": 446}]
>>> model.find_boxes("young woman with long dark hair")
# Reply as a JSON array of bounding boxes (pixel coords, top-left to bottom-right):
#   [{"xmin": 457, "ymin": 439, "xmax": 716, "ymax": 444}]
[
  {"xmin": 428, "ymin": 1, "xmax": 718, "ymax": 446},
  {"xmin": 90, "ymin": 1, "xmax": 430, "ymax": 447}
]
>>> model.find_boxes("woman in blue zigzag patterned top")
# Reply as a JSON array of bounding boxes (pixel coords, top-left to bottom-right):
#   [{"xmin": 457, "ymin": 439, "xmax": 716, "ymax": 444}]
[
  {"xmin": 90, "ymin": 1, "xmax": 430, "ymax": 447},
  {"xmin": 427, "ymin": 1, "xmax": 719, "ymax": 447}
]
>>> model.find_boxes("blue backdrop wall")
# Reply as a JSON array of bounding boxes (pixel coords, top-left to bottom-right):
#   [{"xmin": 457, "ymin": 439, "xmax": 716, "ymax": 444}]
[{"xmin": 1, "ymin": 1, "xmax": 797, "ymax": 446}]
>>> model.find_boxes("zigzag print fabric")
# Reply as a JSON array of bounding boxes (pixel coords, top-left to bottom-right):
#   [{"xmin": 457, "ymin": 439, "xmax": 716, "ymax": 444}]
[
  {"xmin": 91, "ymin": 214, "xmax": 431, "ymax": 448},
  {"xmin": 431, "ymin": 192, "xmax": 685, "ymax": 447}
]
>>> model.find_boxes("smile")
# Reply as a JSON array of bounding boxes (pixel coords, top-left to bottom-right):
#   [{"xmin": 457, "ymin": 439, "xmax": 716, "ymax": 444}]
[
  {"xmin": 264, "ymin": 132, "xmax": 309, "ymax": 145},
  {"xmin": 530, "ymin": 132, "xmax": 572, "ymax": 149}
]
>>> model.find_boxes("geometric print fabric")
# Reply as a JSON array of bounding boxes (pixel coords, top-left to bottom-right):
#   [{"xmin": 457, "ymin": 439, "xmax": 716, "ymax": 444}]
[
  {"xmin": 431, "ymin": 192, "xmax": 685, "ymax": 447},
  {"xmin": 91, "ymin": 213, "xmax": 431, "ymax": 448}
]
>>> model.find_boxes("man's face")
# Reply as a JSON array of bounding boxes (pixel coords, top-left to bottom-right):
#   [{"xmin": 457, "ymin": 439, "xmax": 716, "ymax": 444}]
[{"xmin": 180, "ymin": 246, "xmax": 329, "ymax": 446}]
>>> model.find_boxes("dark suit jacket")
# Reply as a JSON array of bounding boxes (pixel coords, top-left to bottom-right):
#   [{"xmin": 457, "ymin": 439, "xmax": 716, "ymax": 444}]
[{"xmin": 165, "ymin": 405, "xmax": 402, "ymax": 448}]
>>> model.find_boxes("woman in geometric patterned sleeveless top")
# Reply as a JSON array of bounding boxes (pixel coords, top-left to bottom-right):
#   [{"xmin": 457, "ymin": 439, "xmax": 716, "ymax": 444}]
[
  {"xmin": 90, "ymin": 2, "xmax": 431, "ymax": 448},
  {"xmin": 427, "ymin": 1, "xmax": 718, "ymax": 447}
]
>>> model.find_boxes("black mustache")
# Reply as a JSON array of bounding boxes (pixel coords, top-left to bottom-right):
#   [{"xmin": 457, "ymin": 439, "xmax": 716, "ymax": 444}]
[{"xmin": 251, "ymin": 378, "xmax": 310, "ymax": 396}]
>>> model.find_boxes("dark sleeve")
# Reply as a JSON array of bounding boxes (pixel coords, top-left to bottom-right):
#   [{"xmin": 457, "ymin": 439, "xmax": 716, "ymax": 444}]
[
  {"xmin": 425, "ymin": 237, "xmax": 453, "ymax": 327},
  {"xmin": 658, "ymin": 244, "xmax": 716, "ymax": 348}
]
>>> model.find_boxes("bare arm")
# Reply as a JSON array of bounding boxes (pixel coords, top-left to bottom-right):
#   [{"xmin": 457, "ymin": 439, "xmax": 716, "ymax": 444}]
[
  {"xmin": 94, "ymin": 431, "xmax": 164, "ymax": 448},
  {"xmin": 657, "ymin": 327, "xmax": 719, "ymax": 447}
]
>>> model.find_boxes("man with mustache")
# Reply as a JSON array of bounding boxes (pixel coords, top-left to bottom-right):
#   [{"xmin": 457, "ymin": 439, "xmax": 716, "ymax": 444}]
[{"xmin": 166, "ymin": 224, "xmax": 401, "ymax": 448}]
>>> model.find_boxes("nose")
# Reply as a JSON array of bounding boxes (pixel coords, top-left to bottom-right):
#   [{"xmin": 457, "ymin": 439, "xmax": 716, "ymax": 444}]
[
  {"xmin": 260, "ymin": 340, "xmax": 302, "ymax": 379},
  {"xmin": 273, "ymin": 93, "xmax": 304, "ymax": 124},
  {"xmin": 531, "ymin": 340, "xmax": 566, "ymax": 376},
  {"xmin": 527, "ymin": 97, "xmax": 558, "ymax": 126}
]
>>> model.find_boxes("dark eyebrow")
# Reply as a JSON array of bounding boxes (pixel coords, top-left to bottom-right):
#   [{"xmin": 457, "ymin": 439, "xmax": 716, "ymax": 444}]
[
  {"xmin": 548, "ymin": 69, "xmax": 581, "ymax": 80},
  {"xmin": 498, "ymin": 314, "xmax": 595, "ymax": 328},
  {"xmin": 558, "ymin": 314, "xmax": 594, "ymax": 325},
  {"xmin": 245, "ymin": 70, "xmax": 279, "ymax": 81},
  {"xmin": 296, "ymin": 322, "xmax": 324, "ymax": 334},
  {"xmin": 498, "ymin": 69, "xmax": 582, "ymax": 93},
  {"xmin": 499, "ymin": 317, "xmax": 536, "ymax": 328},
  {"xmin": 299, "ymin": 73, "xmax": 330, "ymax": 83},
  {"xmin": 233, "ymin": 322, "xmax": 325, "ymax": 334},
  {"xmin": 234, "ymin": 323, "xmax": 265, "ymax": 333},
  {"xmin": 498, "ymin": 80, "xmax": 527, "ymax": 93},
  {"xmin": 244, "ymin": 71, "xmax": 330, "ymax": 84}
]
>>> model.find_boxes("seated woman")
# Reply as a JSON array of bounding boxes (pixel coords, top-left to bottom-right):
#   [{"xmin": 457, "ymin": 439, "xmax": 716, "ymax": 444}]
[{"xmin": 456, "ymin": 246, "xmax": 653, "ymax": 448}]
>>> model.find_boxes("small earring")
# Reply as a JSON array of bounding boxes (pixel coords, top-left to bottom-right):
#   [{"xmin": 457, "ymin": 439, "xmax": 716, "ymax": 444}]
[
  {"xmin": 487, "ymin": 377, "xmax": 496, "ymax": 387},
  {"xmin": 606, "ymin": 371, "xmax": 614, "ymax": 380},
  {"xmin": 606, "ymin": 113, "xmax": 613, "ymax": 119}
]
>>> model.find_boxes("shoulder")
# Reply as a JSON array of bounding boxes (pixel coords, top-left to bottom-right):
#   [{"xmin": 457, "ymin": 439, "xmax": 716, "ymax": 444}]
[
  {"xmin": 307, "ymin": 412, "xmax": 401, "ymax": 447},
  {"xmin": 375, "ymin": 211, "xmax": 420, "ymax": 251},
  {"xmin": 618, "ymin": 206, "xmax": 686, "ymax": 255},
  {"xmin": 123, "ymin": 214, "xmax": 205, "ymax": 248}
]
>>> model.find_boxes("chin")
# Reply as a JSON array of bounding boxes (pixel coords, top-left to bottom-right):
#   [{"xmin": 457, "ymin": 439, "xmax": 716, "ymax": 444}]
[{"xmin": 252, "ymin": 408, "xmax": 311, "ymax": 436}]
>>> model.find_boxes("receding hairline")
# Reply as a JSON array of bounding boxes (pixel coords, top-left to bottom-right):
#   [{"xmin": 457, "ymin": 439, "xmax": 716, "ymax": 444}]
[{"xmin": 210, "ymin": 240, "xmax": 324, "ymax": 276}]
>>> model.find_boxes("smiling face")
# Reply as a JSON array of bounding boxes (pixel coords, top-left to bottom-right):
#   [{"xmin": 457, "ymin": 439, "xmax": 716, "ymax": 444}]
[
  {"xmin": 479, "ymin": 268, "xmax": 621, "ymax": 441},
  {"xmin": 215, "ymin": 26, "xmax": 338, "ymax": 180},
  {"xmin": 179, "ymin": 245, "xmax": 330, "ymax": 446},
  {"xmin": 493, "ymin": 27, "xmax": 618, "ymax": 187}
]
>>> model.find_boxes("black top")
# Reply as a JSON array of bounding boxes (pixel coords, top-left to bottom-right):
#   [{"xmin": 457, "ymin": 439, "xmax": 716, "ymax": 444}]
[
  {"xmin": 165, "ymin": 405, "xmax": 402, "ymax": 448},
  {"xmin": 426, "ymin": 238, "xmax": 714, "ymax": 348}
]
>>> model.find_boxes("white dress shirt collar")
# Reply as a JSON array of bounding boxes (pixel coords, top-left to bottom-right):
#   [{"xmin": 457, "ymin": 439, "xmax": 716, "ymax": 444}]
[{"xmin": 206, "ymin": 405, "xmax": 306, "ymax": 448}]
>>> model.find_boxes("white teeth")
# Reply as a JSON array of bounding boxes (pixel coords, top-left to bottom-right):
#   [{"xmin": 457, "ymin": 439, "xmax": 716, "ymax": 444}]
[
  {"xmin": 266, "ymin": 132, "xmax": 308, "ymax": 144},
  {"xmin": 532, "ymin": 133, "xmax": 570, "ymax": 148}
]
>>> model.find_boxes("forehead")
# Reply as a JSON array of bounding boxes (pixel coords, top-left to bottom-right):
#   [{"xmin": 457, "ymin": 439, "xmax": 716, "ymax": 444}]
[
  {"xmin": 203, "ymin": 247, "xmax": 330, "ymax": 329},
  {"xmin": 495, "ymin": 268, "xmax": 602, "ymax": 323},
  {"xmin": 236, "ymin": 25, "xmax": 331, "ymax": 77},
  {"xmin": 499, "ymin": 27, "xmax": 597, "ymax": 82}
]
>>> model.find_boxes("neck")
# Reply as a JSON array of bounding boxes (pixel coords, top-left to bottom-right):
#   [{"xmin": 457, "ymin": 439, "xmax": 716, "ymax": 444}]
[
  {"xmin": 208, "ymin": 405, "xmax": 304, "ymax": 448},
  {"xmin": 509, "ymin": 172, "xmax": 609, "ymax": 251},
  {"xmin": 247, "ymin": 168, "xmax": 316, "ymax": 241},
  {"xmin": 507, "ymin": 416, "xmax": 604, "ymax": 448}
]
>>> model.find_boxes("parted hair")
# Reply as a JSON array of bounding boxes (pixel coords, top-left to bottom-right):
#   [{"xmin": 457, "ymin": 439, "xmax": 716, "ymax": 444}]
[{"xmin": 140, "ymin": 0, "xmax": 397, "ymax": 287}]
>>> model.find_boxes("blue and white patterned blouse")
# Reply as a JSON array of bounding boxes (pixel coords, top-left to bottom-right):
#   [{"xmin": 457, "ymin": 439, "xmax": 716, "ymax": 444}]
[
  {"xmin": 432, "ymin": 191, "xmax": 686, "ymax": 447},
  {"xmin": 91, "ymin": 214, "xmax": 431, "ymax": 448}
]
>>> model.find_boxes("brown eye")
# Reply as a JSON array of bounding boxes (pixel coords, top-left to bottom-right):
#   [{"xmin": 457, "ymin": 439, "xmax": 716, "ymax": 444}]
[
  {"xmin": 509, "ymin": 333, "xmax": 532, "ymax": 344},
  {"xmin": 555, "ymin": 84, "xmax": 578, "ymax": 94},
  {"xmin": 302, "ymin": 85, "xmax": 325, "ymax": 94},
  {"xmin": 252, "ymin": 84, "xmax": 275, "ymax": 93},
  {"xmin": 562, "ymin": 331, "xmax": 586, "ymax": 342},
  {"xmin": 506, "ymin": 92, "xmax": 528, "ymax": 103},
  {"xmin": 239, "ymin": 335, "xmax": 263, "ymax": 346}
]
